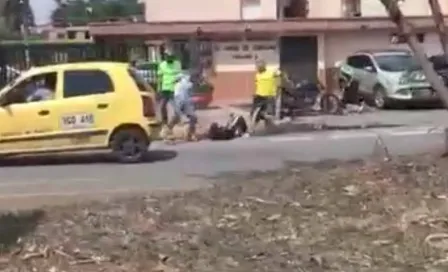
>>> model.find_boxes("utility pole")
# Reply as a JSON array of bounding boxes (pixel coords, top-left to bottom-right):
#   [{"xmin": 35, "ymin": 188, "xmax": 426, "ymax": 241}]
[{"xmin": 19, "ymin": 0, "xmax": 30, "ymax": 68}]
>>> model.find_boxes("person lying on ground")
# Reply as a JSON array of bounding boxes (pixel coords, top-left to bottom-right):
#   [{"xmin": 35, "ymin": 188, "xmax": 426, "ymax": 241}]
[{"xmin": 207, "ymin": 113, "xmax": 248, "ymax": 141}]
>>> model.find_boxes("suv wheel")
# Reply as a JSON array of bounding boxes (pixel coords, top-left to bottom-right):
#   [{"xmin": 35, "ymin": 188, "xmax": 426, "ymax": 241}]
[
  {"xmin": 373, "ymin": 86, "xmax": 388, "ymax": 109},
  {"xmin": 110, "ymin": 128, "xmax": 149, "ymax": 163}
]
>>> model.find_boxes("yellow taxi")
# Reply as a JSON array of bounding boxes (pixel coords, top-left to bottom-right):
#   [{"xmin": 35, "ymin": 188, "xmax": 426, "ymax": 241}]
[{"xmin": 0, "ymin": 61, "xmax": 161, "ymax": 163}]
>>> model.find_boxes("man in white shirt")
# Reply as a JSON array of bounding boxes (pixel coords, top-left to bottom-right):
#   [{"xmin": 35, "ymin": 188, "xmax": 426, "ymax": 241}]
[
  {"xmin": 165, "ymin": 70, "xmax": 199, "ymax": 141},
  {"xmin": 26, "ymin": 76, "xmax": 55, "ymax": 102}
]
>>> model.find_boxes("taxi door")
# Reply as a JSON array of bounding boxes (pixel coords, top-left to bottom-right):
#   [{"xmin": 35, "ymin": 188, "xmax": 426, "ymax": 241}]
[
  {"xmin": 0, "ymin": 105, "xmax": 23, "ymax": 152},
  {"xmin": 0, "ymin": 70, "xmax": 62, "ymax": 153},
  {"xmin": 50, "ymin": 68, "xmax": 116, "ymax": 148}
]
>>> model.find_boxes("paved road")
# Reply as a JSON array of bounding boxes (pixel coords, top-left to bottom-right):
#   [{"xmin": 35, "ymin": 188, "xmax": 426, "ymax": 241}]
[{"xmin": 0, "ymin": 124, "xmax": 445, "ymax": 208}]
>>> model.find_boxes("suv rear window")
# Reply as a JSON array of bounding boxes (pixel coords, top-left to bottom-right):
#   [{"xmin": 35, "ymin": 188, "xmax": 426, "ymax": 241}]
[{"xmin": 128, "ymin": 68, "xmax": 153, "ymax": 92}]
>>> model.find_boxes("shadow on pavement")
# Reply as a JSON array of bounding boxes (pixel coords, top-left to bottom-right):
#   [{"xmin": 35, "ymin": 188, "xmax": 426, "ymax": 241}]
[
  {"xmin": 0, "ymin": 209, "xmax": 45, "ymax": 253},
  {"xmin": 0, "ymin": 149, "xmax": 177, "ymax": 167}
]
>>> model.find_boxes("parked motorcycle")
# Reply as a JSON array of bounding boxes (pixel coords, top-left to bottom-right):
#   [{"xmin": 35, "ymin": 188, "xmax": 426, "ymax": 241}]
[
  {"xmin": 429, "ymin": 54, "xmax": 448, "ymax": 86},
  {"xmin": 279, "ymin": 79, "xmax": 342, "ymax": 119}
]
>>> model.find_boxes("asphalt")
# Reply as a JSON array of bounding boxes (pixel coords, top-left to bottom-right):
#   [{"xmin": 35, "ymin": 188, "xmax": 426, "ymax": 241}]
[
  {"xmin": 0, "ymin": 123, "xmax": 445, "ymax": 209},
  {"xmin": 0, "ymin": 107, "xmax": 447, "ymax": 208}
]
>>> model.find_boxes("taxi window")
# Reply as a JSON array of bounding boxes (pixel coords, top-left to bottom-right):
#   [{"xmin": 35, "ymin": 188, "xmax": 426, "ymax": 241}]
[
  {"xmin": 128, "ymin": 68, "xmax": 153, "ymax": 92},
  {"xmin": 63, "ymin": 70, "xmax": 113, "ymax": 98}
]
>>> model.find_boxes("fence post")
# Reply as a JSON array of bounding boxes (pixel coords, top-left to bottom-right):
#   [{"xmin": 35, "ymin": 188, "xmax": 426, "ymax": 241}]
[{"xmin": 0, "ymin": 46, "xmax": 6, "ymax": 87}]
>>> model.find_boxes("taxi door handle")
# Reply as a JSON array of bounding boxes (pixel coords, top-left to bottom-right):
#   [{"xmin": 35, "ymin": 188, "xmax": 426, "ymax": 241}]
[
  {"xmin": 97, "ymin": 103, "xmax": 108, "ymax": 109},
  {"xmin": 38, "ymin": 110, "xmax": 49, "ymax": 116}
]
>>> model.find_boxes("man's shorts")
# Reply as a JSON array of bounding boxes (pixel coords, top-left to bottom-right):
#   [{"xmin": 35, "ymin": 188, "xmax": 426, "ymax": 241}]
[
  {"xmin": 174, "ymin": 96, "xmax": 195, "ymax": 117},
  {"xmin": 157, "ymin": 91, "xmax": 174, "ymax": 101}
]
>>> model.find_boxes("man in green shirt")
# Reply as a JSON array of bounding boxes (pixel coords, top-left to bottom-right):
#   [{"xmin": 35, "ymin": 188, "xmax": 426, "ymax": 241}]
[{"xmin": 157, "ymin": 49, "xmax": 182, "ymax": 125}]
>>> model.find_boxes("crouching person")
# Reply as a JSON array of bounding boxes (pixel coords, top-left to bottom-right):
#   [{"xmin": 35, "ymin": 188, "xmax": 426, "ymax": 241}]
[{"xmin": 164, "ymin": 70, "xmax": 199, "ymax": 141}]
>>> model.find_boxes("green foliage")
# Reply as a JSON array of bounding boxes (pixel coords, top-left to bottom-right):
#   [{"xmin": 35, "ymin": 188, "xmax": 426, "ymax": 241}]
[
  {"xmin": 51, "ymin": 0, "xmax": 144, "ymax": 26},
  {"xmin": 0, "ymin": 0, "xmax": 35, "ymax": 38}
]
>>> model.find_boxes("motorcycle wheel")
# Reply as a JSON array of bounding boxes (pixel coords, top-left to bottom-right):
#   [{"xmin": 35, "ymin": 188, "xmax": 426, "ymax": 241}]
[{"xmin": 320, "ymin": 93, "xmax": 342, "ymax": 115}]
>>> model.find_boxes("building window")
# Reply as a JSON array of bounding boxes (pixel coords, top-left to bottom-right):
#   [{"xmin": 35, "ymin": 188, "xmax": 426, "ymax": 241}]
[
  {"xmin": 56, "ymin": 32, "xmax": 65, "ymax": 39},
  {"xmin": 342, "ymin": 0, "xmax": 361, "ymax": 17},
  {"xmin": 67, "ymin": 30, "xmax": 77, "ymax": 39},
  {"xmin": 168, "ymin": 39, "xmax": 214, "ymax": 72},
  {"xmin": 281, "ymin": 0, "xmax": 308, "ymax": 18},
  {"xmin": 84, "ymin": 31, "xmax": 91, "ymax": 40},
  {"xmin": 390, "ymin": 33, "xmax": 425, "ymax": 44},
  {"xmin": 241, "ymin": 0, "xmax": 261, "ymax": 20}
]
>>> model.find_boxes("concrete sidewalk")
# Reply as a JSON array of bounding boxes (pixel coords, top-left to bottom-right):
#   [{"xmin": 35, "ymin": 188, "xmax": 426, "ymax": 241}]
[
  {"xmin": 173, "ymin": 105, "xmax": 448, "ymax": 138},
  {"xmin": 222, "ymin": 103, "xmax": 448, "ymax": 128},
  {"xmin": 295, "ymin": 110, "xmax": 448, "ymax": 129}
]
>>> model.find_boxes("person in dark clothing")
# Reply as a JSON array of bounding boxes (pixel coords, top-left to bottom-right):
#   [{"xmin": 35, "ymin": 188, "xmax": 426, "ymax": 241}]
[{"xmin": 208, "ymin": 113, "xmax": 248, "ymax": 140}]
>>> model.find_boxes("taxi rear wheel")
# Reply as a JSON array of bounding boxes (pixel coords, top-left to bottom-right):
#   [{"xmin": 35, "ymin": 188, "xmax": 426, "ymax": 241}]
[{"xmin": 110, "ymin": 128, "xmax": 149, "ymax": 163}]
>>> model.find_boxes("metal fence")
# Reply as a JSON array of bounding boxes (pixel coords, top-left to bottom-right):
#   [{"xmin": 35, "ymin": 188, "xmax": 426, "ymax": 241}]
[{"xmin": 0, "ymin": 40, "xmax": 158, "ymax": 88}]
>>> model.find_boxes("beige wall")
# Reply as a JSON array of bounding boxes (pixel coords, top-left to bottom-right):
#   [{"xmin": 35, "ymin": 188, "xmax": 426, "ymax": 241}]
[
  {"xmin": 145, "ymin": 0, "xmax": 276, "ymax": 22},
  {"xmin": 144, "ymin": 0, "xmax": 448, "ymax": 21},
  {"xmin": 442, "ymin": 1, "xmax": 448, "ymax": 14},
  {"xmin": 308, "ymin": 0, "xmax": 448, "ymax": 18},
  {"xmin": 308, "ymin": 0, "xmax": 343, "ymax": 18},
  {"xmin": 209, "ymin": 31, "xmax": 444, "ymax": 88},
  {"xmin": 361, "ymin": 0, "xmax": 431, "ymax": 17},
  {"xmin": 213, "ymin": 40, "xmax": 279, "ymax": 72}
]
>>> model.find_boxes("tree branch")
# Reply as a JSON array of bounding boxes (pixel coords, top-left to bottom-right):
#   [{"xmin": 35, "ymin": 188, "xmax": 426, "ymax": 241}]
[{"xmin": 379, "ymin": 0, "xmax": 448, "ymax": 109}]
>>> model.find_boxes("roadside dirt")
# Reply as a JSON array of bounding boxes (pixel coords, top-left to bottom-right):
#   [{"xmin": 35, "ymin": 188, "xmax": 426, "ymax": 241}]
[{"xmin": 3, "ymin": 154, "xmax": 448, "ymax": 271}]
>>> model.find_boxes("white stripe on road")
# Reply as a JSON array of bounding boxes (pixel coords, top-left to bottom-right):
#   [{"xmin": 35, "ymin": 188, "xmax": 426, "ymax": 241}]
[
  {"xmin": 266, "ymin": 126, "xmax": 445, "ymax": 143},
  {"xmin": 267, "ymin": 136, "xmax": 315, "ymax": 142},
  {"xmin": 388, "ymin": 130, "xmax": 430, "ymax": 136},
  {"xmin": 329, "ymin": 133, "xmax": 376, "ymax": 140},
  {"xmin": 383, "ymin": 126, "xmax": 444, "ymax": 136}
]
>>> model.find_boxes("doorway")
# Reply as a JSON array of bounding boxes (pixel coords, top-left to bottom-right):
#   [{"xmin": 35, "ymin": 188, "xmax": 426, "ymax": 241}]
[{"xmin": 279, "ymin": 36, "xmax": 318, "ymax": 83}]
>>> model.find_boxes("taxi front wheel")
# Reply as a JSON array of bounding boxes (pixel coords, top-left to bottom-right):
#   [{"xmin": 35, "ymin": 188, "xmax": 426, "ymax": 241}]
[{"xmin": 110, "ymin": 128, "xmax": 149, "ymax": 163}]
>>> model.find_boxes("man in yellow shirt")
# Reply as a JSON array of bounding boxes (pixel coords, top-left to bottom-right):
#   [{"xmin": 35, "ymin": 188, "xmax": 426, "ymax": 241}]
[{"xmin": 251, "ymin": 59, "xmax": 281, "ymax": 127}]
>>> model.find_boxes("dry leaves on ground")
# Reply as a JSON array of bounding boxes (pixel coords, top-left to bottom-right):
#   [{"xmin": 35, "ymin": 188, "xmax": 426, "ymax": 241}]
[{"xmin": 3, "ymin": 154, "xmax": 448, "ymax": 271}]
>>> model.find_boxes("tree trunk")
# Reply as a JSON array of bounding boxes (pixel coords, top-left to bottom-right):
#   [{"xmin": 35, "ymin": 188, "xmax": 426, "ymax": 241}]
[
  {"xmin": 379, "ymin": 0, "xmax": 448, "ymax": 108},
  {"xmin": 428, "ymin": 0, "xmax": 448, "ymax": 61}
]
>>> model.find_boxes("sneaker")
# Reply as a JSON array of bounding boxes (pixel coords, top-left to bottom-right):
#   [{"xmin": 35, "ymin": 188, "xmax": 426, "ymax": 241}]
[
  {"xmin": 162, "ymin": 126, "xmax": 175, "ymax": 140},
  {"xmin": 186, "ymin": 134, "xmax": 198, "ymax": 142},
  {"xmin": 160, "ymin": 126, "xmax": 168, "ymax": 138}
]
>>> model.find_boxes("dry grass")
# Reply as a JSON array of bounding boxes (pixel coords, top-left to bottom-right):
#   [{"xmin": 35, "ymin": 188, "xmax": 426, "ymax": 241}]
[{"xmin": 3, "ymin": 155, "xmax": 448, "ymax": 271}]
